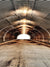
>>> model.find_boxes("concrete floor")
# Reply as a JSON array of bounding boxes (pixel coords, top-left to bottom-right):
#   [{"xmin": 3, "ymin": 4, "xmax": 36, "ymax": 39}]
[{"xmin": 0, "ymin": 41, "xmax": 50, "ymax": 67}]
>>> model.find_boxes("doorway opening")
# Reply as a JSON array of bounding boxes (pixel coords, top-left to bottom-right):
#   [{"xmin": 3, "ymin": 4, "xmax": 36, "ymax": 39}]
[{"xmin": 17, "ymin": 34, "xmax": 31, "ymax": 40}]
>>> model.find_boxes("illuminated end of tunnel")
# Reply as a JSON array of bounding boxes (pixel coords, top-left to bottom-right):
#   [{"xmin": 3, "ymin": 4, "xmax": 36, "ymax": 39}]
[{"xmin": 17, "ymin": 34, "xmax": 31, "ymax": 40}]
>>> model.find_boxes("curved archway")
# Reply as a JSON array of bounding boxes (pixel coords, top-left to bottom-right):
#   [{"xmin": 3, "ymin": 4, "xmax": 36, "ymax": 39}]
[{"xmin": 0, "ymin": 7, "xmax": 49, "ymax": 43}]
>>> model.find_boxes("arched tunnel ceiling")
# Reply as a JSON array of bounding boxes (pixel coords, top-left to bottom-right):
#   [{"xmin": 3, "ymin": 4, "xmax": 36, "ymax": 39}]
[
  {"xmin": 0, "ymin": 1, "xmax": 50, "ymax": 66},
  {"xmin": 0, "ymin": 0, "xmax": 50, "ymax": 31},
  {"xmin": 0, "ymin": 18, "xmax": 49, "ymax": 42},
  {"xmin": 0, "ymin": 0, "xmax": 50, "ymax": 42}
]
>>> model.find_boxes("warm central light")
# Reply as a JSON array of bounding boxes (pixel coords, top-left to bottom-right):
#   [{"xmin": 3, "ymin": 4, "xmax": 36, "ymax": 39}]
[
  {"xmin": 23, "ymin": 19, "xmax": 26, "ymax": 23},
  {"xmin": 23, "ymin": 9, "xmax": 27, "ymax": 14},
  {"xmin": 15, "ymin": 7, "xmax": 29, "ymax": 16},
  {"xmin": 22, "ymin": 19, "xmax": 26, "ymax": 34},
  {"xmin": 22, "ymin": 24, "xmax": 26, "ymax": 34},
  {"xmin": 17, "ymin": 34, "xmax": 31, "ymax": 40}
]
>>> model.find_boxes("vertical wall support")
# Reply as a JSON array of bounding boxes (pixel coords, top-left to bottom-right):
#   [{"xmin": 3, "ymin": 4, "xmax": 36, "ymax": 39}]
[
  {"xmin": 10, "ymin": 0, "xmax": 16, "ymax": 10},
  {"xmin": 33, "ymin": 0, "xmax": 37, "ymax": 10},
  {"xmin": 28, "ymin": 0, "xmax": 29, "ymax": 7}
]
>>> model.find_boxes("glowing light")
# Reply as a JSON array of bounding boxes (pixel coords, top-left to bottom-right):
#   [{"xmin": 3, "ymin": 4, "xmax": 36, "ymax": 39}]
[
  {"xmin": 22, "ymin": 19, "xmax": 26, "ymax": 34},
  {"xmin": 22, "ymin": 24, "xmax": 26, "ymax": 34},
  {"xmin": 23, "ymin": 9, "xmax": 27, "ymax": 14},
  {"xmin": 22, "ymin": 19, "xmax": 26, "ymax": 23},
  {"xmin": 15, "ymin": 7, "xmax": 29, "ymax": 16},
  {"xmin": 17, "ymin": 34, "xmax": 30, "ymax": 40},
  {"xmin": 14, "ymin": 7, "xmax": 46, "ymax": 18}
]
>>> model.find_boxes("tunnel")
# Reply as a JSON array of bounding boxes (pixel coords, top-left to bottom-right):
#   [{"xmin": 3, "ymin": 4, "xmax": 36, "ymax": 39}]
[
  {"xmin": 0, "ymin": 9, "xmax": 49, "ymax": 43},
  {"xmin": 0, "ymin": 0, "xmax": 50, "ymax": 67}
]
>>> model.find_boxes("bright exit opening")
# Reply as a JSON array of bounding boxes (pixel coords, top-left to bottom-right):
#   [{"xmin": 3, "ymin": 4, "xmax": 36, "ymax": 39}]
[{"xmin": 17, "ymin": 34, "xmax": 31, "ymax": 40}]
